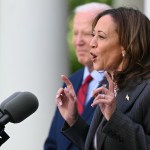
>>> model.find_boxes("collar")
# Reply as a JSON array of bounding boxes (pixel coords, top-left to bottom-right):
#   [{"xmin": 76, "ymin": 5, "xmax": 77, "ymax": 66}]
[{"xmin": 83, "ymin": 67, "xmax": 104, "ymax": 83}]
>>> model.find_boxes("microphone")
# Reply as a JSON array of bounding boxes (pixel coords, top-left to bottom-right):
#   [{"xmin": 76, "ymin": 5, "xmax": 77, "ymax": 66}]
[
  {"xmin": 0, "ymin": 91, "xmax": 39, "ymax": 125},
  {"xmin": 0, "ymin": 91, "xmax": 39, "ymax": 146},
  {"xmin": 0, "ymin": 92, "xmax": 21, "ymax": 113}
]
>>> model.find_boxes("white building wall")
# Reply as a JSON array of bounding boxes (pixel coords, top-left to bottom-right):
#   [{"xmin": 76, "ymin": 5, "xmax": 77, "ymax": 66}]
[
  {"xmin": 0, "ymin": 0, "xmax": 69, "ymax": 150},
  {"xmin": 113, "ymin": 0, "xmax": 150, "ymax": 19},
  {"xmin": 112, "ymin": 0, "xmax": 144, "ymax": 12}
]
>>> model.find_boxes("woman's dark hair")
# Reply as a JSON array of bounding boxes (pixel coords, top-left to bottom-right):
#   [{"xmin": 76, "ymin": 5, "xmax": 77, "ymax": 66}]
[{"xmin": 92, "ymin": 7, "xmax": 150, "ymax": 89}]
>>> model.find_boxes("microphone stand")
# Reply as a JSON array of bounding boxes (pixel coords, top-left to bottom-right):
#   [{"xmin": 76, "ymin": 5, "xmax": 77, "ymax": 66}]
[{"xmin": 0, "ymin": 125, "xmax": 9, "ymax": 146}]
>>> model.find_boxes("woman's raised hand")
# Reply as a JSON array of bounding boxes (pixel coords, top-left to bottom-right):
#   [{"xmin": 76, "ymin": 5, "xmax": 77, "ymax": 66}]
[
  {"xmin": 91, "ymin": 71, "xmax": 116, "ymax": 120},
  {"xmin": 56, "ymin": 75, "xmax": 78, "ymax": 126}
]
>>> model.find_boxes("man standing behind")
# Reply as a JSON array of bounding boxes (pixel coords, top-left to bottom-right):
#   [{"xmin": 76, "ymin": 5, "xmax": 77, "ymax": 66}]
[{"xmin": 44, "ymin": 3, "xmax": 111, "ymax": 150}]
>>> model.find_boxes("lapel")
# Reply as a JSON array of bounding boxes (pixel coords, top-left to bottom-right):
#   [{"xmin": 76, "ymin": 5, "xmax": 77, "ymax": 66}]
[
  {"xmin": 96, "ymin": 117, "xmax": 107, "ymax": 149},
  {"xmin": 85, "ymin": 106, "xmax": 103, "ymax": 149},
  {"xmin": 84, "ymin": 77, "xmax": 108, "ymax": 149},
  {"xmin": 116, "ymin": 79, "xmax": 148, "ymax": 113}
]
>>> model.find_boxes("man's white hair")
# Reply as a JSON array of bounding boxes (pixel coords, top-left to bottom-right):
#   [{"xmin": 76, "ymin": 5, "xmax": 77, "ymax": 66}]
[{"xmin": 74, "ymin": 2, "xmax": 111, "ymax": 13}]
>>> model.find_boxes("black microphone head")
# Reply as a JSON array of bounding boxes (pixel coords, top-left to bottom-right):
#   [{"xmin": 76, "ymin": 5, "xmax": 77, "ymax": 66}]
[
  {"xmin": 3, "ymin": 91, "xmax": 39, "ymax": 123},
  {"xmin": 0, "ymin": 92, "xmax": 22, "ymax": 113}
]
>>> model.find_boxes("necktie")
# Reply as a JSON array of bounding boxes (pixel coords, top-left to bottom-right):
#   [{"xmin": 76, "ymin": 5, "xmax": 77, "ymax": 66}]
[{"xmin": 77, "ymin": 75, "xmax": 93, "ymax": 114}]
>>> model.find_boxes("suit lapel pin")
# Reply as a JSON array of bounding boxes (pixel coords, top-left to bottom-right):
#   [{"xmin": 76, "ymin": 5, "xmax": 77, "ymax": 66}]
[{"xmin": 125, "ymin": 94, "xmax": 130, "ymax": 101}]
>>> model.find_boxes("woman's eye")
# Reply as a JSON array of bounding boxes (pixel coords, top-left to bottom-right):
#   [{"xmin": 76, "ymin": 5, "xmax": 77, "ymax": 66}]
[{"xmin": 99, "ymin": 35, "xmax": 105, "ymax": 39}]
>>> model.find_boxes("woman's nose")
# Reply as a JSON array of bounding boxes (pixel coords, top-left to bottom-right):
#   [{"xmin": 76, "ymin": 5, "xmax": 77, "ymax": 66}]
[{"xmin": 90, "ymin": 37, "xmax": 97, "ymax": 48}]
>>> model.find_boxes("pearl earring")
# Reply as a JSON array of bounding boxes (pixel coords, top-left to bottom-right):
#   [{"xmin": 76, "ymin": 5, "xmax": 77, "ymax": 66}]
[{"xmin": 122, "ymin": 50, "xmax": 126, "ymax": 57}]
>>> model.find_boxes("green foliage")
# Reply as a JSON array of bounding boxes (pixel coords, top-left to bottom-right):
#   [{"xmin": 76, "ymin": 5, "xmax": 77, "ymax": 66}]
[
  {"xmin": 68, "ymin": 0, "xmax": 112, "ymax": 74},
  {"xmin": 69, "ymin": 47, "xmax": 83, "ymax": 73}
]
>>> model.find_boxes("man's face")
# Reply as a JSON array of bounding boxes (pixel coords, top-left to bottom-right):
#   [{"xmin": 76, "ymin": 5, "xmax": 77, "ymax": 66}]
[{"xmin": 73, "ymin": 12, "xmax": 94, "ymax": 68}]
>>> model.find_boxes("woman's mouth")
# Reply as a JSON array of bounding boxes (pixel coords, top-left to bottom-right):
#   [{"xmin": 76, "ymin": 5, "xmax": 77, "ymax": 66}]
[{"xmin": 90, "ymin": 52, "xmax": 97, "ymax": 62}]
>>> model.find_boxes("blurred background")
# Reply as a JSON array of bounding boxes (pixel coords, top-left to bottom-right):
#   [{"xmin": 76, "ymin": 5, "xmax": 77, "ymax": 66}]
[{"xmin": 0, "ymin": 0, "xmax": 149, "ymax": 149}]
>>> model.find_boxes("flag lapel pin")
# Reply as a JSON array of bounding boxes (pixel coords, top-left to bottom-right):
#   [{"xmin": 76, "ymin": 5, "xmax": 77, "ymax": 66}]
[{"xmin": 125, "ymin": 94, "xmax": 130, "ymax": 101}]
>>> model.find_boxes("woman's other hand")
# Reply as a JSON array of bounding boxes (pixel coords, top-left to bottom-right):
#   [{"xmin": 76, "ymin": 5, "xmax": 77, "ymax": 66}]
[
  {"xmin": 91, "ymin": 71, "xmax": 116, "ymax": 120},
  {"xmin": 56, "ymin": 75, "xmax": 78, "ymax": 126}
]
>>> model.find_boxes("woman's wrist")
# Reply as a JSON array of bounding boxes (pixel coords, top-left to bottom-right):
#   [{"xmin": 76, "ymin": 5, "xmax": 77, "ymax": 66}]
[{"xmin": 67, "ymin": 115, "xmax": 78, "ymax": 127}]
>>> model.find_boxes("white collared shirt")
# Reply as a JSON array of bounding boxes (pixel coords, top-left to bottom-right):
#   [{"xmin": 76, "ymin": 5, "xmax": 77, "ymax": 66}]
[{"xmin": 82, "ymin": 67, "xmax": 104, "ymax": 105}]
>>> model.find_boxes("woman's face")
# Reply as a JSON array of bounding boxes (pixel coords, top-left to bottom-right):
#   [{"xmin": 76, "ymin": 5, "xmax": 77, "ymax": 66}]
[{"xmin": 90, "ymin": 15, "xmax": 124, "ymax": 72}]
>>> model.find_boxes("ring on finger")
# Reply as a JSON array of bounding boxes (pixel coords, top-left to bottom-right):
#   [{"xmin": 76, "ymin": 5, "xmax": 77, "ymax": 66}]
[{"xmin": 102, "ymin": 94, "xmax": 105, "ymax": 99}]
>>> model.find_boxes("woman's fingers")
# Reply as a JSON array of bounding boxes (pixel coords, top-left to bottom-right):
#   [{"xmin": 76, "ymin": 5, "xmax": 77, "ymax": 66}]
[
  {"xmin": 92, "ymin": 71, "xmax": 115, "ymax": 98},
  {"xmin": 56, "ymin": 88, "xmax": 64, "ymax": 98},
  {"xmin": 104, "ymin": 71, "xmax": 114, "ymax": 92},
  {"xmin": 92, "ymin": 86, "xmax": 110, "ymax": 98},
  {"xmin": 56, "ymin": 75, "xmax": 77, "ymax": 107},
  {"xmin": 61, "ymin": 74, "xmax": 76, "ymax": 97},
  {"xmin": 91, "ymin": 94, "xmax": 110, "ymax": 107},
  {"xmin": 91, "ymin": 72, "xmax": 116, "ymax": 120},
  {"xmin": 61, "ymin": 75, "xmax": 72, "ymax": 85},
  {"xmin": 64, "ymin": 87, "xmax": 77, "ymax": 102},
  {"xmin": 55, "ymin": 88, "xmax": 64, "ymax": 107}
]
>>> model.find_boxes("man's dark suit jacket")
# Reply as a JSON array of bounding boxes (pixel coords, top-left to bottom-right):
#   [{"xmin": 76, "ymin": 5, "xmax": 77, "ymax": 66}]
[
  {"xmin": 44, "ymin": 68, "xmax": 96, "ymax": 150},
  {"xmin": 62, "ymin": 78, "xmax": 150, "ymax": 150}
]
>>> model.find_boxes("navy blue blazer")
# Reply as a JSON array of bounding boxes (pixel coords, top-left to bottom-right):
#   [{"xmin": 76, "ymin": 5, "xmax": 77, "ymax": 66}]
[
  {"xmin": 44, "ymin": 68, "xmax": 96, "ymax": 150},
  {"xmin": 62, "ymin": 78, "xmax": 150, "ymax": 150}
]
